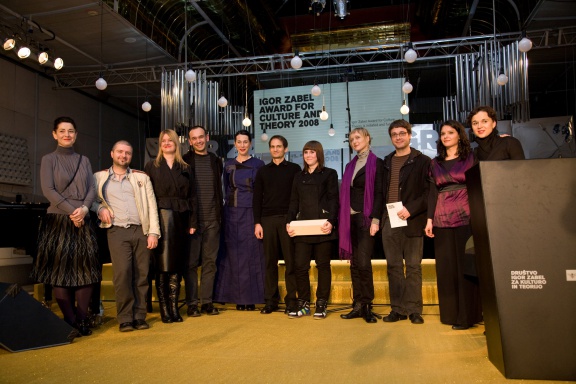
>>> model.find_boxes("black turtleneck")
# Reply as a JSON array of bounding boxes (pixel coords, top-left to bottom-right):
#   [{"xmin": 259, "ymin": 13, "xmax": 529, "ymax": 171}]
[{"xmin": 474, "ymin": 128, "xmax": 525, "ymax": 161}]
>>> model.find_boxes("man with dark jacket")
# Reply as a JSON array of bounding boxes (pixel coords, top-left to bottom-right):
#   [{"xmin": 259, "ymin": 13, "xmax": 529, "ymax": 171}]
[
  {"xmin": 381, "ymin": 120, "xmax": 431, "ymax": 325},
  {"xmin": 182, "ymin": 126, "xmax": 223, "ymax": 316}
]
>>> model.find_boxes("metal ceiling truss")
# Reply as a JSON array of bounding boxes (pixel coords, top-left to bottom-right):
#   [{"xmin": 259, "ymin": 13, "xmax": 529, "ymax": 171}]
[{"xmin": 52, "ymin": 27, "xmax": 576, "ymax": 89}]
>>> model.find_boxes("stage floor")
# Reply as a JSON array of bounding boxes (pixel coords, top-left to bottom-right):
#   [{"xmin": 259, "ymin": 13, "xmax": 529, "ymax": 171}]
[{"xmin": 1, "ymin": 301, "xmax": 570, "ymax": 384}]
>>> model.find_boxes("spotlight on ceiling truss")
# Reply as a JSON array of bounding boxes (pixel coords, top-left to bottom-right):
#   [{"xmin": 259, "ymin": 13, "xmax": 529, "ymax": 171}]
[
  {"xmin": 334, "ymin": 0, "xmax": 350, "ymax": 20},
  {"xmin": 309, "ymin": 0, "xmax": 326, "ymax": 16}
]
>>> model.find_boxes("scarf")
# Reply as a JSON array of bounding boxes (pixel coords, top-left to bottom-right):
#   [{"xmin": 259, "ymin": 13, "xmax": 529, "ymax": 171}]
[
  {"xmin": 475, "ymin": 128, "xmax": 499, "ymax": 160},
  {"xmin": 338, "ymin": 151, "xmax": 377, "ymax": 260}
]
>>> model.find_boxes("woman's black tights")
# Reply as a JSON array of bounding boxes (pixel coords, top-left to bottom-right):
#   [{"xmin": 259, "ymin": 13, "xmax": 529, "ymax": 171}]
[{"xmin": 53, "ymin": 284, "xmax": 94, "ymax": 325}]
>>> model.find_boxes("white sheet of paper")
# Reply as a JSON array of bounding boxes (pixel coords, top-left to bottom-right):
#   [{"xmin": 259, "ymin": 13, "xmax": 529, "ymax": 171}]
[{"xmin": 387, "ymin": 201, "xmax": 408, "ymax": 228}]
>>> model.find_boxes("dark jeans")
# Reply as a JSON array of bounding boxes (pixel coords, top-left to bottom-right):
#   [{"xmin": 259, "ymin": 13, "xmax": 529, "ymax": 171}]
[
  {"xmin": 107, "ymin": 225, "xmax": 152, "ymax": 324},
  {"xmin": 185, "ymin": 220, "xmax": 220, "ymax": 306},
  {"xmin": 350, "ymin": 213, "xmax": 375, "ymax": 304},
  {"xmin": 294, "ymin": 241, "xmax": 332, "ymax": 303},
  {"xmin": 261, "ymin": 215, "xmax": 297, "ymax": 307},
  {"xmin": 381, "ymin": 217, "xmax": 424, "ymax": 316}
]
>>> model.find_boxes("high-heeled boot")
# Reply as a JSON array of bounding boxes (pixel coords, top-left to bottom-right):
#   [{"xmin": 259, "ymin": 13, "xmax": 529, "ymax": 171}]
[
  {"xmin": 340, "ymin": 301, "xmax": 362, "ymax": 319},
  {"xmin": 363, "ymin": 303, "xmax": 377, "ymax": 323},
  {"xmin": 156, "ymin": 274, "xmax": 172, "ymax": 323},
  {"xmin": 74, "ymin": 318, "xmax": 93, "ymax": 336},
  {"xmin": 168, "ymin": 274, "xmax": 183, "ymax": 322}
]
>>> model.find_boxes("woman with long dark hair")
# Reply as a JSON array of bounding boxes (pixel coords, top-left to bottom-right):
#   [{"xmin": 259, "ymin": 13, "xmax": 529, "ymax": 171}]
[
  {"xmin": 31, "ymin": 116, "xmax": 101, "ymax": 336},
  {"xmin": 145, "ymin": 129, "xmax": 197, "ymax": 323},
  {"xmin": 286, "ymin": 140, "xmax": 338, "ymax": 319},
  {"xmin": 338, "ymin": 128, "xmax": 383, "ymax": 323},
  {"xmin": 425, "ymin": 120, "xmax": 482, "ymax": 330}
]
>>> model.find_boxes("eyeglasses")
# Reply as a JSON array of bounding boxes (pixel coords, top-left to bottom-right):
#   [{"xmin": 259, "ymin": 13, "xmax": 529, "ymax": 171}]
[{"xmin": 390, "ymin": 132, "xmax": 408, "ymax": 138}]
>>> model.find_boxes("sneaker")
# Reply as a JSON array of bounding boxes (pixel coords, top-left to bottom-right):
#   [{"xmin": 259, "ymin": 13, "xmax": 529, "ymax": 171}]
[
  {"xmin": 313, "ymin": 299, "xmax": 327, "ymax": 319},
  {"xmin": 288, "ymin": 300, "xmax": 310, "ymax": 318}
]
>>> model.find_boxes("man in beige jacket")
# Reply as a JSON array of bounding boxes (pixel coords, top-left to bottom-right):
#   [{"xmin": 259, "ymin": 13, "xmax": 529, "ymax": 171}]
[{"xmin": 93, "ymin": 140, "xmax": 160, "ymax": 332}]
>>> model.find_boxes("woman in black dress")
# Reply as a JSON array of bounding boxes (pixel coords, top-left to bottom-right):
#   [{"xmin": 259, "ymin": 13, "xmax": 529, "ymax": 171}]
[
  {"xmin": 31, "ymin": 116, "xmax": 101, "ymax": 336},
  {"xmin": 145, "ymin": 129, "xmax": 198, "ymax": 323}
]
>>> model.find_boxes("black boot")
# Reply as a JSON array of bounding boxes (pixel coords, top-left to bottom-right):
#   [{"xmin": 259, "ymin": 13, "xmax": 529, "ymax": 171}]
[
  {"xmin": 363, "ymin": 303, "xmax": 377, "ymax": 323},
  {"xmin": 168, "ymin": 274, "xmax": 183, "ymax": 322},
  {"xmin": 340, "ymin": 301, "xmax": 362, "ymax": 319},
  {"xmin": 156, "ymin": 274, "xmax": 172, "ymax": 323},
  {"xmin": 74, "ymin": 318, "xmax": 93, "ymax": 336}
]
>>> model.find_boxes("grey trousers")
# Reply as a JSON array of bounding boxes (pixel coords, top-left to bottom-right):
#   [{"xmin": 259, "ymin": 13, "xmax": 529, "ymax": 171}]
[
  {"xmin": 107, "ymin": 225, "xmax": 152, "ymax": 324},
  {"xmin": 381, "ymin": 217, "xmax": 424, "ymax": 316}
]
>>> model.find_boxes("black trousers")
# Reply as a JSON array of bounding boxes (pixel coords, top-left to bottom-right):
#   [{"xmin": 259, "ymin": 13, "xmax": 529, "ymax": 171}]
[
  {"xmin": 434, "ymin": 225, "xmax": 482, "ymax": 326},
  {"xmin": 261, "ymin": 215, "xmax": 297, "ymax": 307},
  {"xmin": 294, "ymin": 241, "xmax": 332, "ymax": 302},
  {"xmin": 350, "ymin": 214, "xmax": 375, "ymax": 304}
]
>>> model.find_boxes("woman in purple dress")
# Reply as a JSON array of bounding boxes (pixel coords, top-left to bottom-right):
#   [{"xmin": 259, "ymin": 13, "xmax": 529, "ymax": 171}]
[
  {"xmin": 213, "ymin": 130, "xmax": 265, "ymax": 310},
  {"xmin": 425, "ymin": 120, "xmax": 482, "ymax": 330}
]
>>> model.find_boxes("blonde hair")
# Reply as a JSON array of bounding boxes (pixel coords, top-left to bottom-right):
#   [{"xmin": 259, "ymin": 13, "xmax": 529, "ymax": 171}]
[
  {"xmin": 154, "ymin": 129, "xmax": 188, "ymax": 168},
  {"xmin": 349, "ymin": 127, "xmax": 372, "ymax": 145}
]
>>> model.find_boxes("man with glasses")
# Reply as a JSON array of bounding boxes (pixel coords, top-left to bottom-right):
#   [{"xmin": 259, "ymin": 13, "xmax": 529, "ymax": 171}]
[{"xmin": 380, "ymin": 120, "xmax": 431, "ymax": 325}]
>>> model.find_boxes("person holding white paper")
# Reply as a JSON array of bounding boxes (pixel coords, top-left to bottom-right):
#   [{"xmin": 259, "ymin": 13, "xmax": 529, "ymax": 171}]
[
  {"xmin": 425, "ymin": 120, "xmax": 482, "ymax": 330},
  {"xmin": 338, "ymin": 128, "xmax": 384, "ymax": 324},
  {"xmin": 286, "ymin": 140, "xmax": 338, "ymax": 319},
  {"xmin": 381, "ymin": 120, "xmax": 431, "ymax": 325}
]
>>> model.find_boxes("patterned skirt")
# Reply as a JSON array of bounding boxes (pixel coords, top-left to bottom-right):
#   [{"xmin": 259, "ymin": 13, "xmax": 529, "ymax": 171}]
[{"xmin": 30, "ymin": 213, "xmax": 101, "ymax": 287}]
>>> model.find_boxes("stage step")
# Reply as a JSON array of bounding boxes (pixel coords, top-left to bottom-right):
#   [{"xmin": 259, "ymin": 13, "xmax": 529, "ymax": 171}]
[{"xmin": 35, "ymin": 260, "xmax": 439, "ymax": 305}]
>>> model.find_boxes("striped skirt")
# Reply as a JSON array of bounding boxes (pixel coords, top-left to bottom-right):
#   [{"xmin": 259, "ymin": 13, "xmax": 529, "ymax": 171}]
[{"xmin": 31, "ymin": 213, "xmax": 101, "ymax": 287}]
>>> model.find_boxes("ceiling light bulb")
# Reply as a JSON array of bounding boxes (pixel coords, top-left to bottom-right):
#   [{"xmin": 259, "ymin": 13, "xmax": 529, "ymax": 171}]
[
  {"xmin": 404, "ymin": 48, "xmax": 417, "ymax": 64},
  {"xmin": 400, "ymin": 101, "xmax": 410, "ymax": 115},
  {"xmin": 217, "ymin": 95, "xmax": 228, "ymax": 108},
  {"xmin": 17, "ymin": 46, "xmax": 31, "ymax": 59},
  {"xmin": 328, "ymin": 126, "xmax": 335, "ymax": 136},
  {"xmin": 311, "ymin": 84, "xmax": 321, "ymax": 96},
  {"xmin": 38, "ymin": 52, "xmax": 49, "ymax": 65},
  {"xmin": 142, "ymin": 101, "xmax": 152, "ymax": 112},
  {"xmin": 291, "ymin": 54, "xmax": 302, "ymax": 69},
  {"xmin": 242, "ymin": 116, "xmax": 252, "ymax": 127},
  {"xmin": 185, "ymin": 69, "xmax": 196, "ymax": 82},
  {"xmin": 95, "ymin": 77, "xmax": 108, "ymax": 90},
  {"xmin": 402, "ymin": 81, "xmax": 413, "ymax": 94},
  {"xmin": 320, "ymin": 110, "xmax": 329, "ymax": 121},
  {"xmin": 54, "ymin": 58, "xmax": 64, "ymax": 70},
  {"xmin": 497, "ymin": 73, "xmax": 509, "ymax": 86},
  {"xmin": 518, "ymin": 37, "xmax": 533, "ymax": 53},
  {"xmin": 3, "ymin": 38, "xmax": 15, "ymax": 51},
  {"xmin": 261, "ymin": 132, "xmax": 269, "ymax": 142}
]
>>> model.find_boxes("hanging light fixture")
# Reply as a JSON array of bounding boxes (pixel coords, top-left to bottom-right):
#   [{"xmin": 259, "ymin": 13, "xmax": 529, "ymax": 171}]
[
  {"xmin": 497, "ymin": 68, "xmax": 509, "ymax": 86},
  {"xmin": 261, "ymin": 130, "xmax": 268, "ymax": 142},
  {"xmin": 217, "ymin": 93, "xmax": 228, "ymax": 108},
  {"xmin": 242, "ymin": 77, "xmax": 251, "ymax": 127},
  {"xmin": 404, "ymin": 42, "xmax": 417, "ymax": 64},
  {"xmin": 311, "ymin": 84, "xmax": 321, "ymax": 97},
  {"xmin": 95, "ymin": 2, "xmax": 106, "ymax": 90},
  {"xmin": 291, "ymin": 50, "xmax": 303, "ymax": 69},
  {"xmin": 400, "ymin": 100, "xmax": 410, "ymax": 115},
  {"xmin": 141, "ymin": 101, "xmax": 152, "ymax": 112},
  {"xmin": 518, "ymin": 31, "xmax": 533, "ymax": 53},
  {"xmin": 185, "ymin": 68, "xmax": 196, "ymax": 82},
  {"xmin": 402, "ymin": 80, "xmax": 413, "ymax": 94},
  {"xmin": 320, "ymin": 96, "xmax": 329, "ymax": 120},
  {"xmin": 328, "ymin": 123, "xmax": 335, "ymax": 136}
]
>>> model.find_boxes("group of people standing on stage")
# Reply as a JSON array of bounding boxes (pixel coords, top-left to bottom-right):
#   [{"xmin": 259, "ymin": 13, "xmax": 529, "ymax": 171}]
[{"xmin": 31, "ymin": 104, "xmax": 524, "ymax": 335}]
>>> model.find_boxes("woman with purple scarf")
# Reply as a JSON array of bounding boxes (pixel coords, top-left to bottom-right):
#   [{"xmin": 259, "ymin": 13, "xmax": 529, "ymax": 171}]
[
  {"xmin": 425, "ymin": 120, "xmax": 482, "ymax": 330},
  {"xmin": 338, "ymin": 128, "xmax": 383, "ymax": 323}
]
